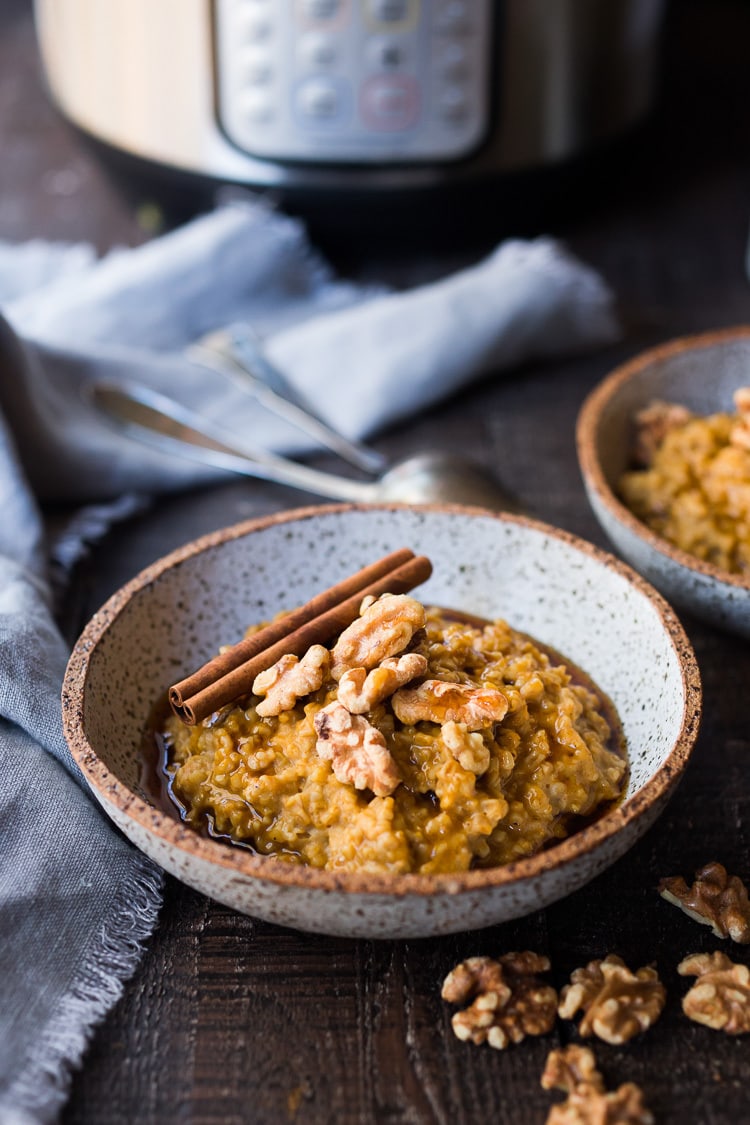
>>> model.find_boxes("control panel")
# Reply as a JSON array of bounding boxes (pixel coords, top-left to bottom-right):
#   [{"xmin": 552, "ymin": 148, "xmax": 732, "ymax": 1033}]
[{"xmin": 214, "ymin": 0, "xmax": 493, "ymax": 163}]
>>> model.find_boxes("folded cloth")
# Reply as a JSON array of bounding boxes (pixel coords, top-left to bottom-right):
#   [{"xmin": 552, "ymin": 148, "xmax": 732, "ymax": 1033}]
[
  {"xmin": 0, "ymin": 197, "xmax": 619, "ymax": 1123},
  {"xmin": 0, "ymin": 411, "xmax": 163, "ymax": 1125},
  {"xmin": 0, "ymin": 199, "xmax": 619, "ymax": 501}
]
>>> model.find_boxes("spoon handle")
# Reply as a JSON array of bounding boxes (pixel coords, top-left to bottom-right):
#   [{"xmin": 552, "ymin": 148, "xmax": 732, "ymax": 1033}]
[
  {"xmin": 91, "ymin": 379, "xmax": 377, "ymax": 504},
  {"xmin": 189, "ymin": 325, "xmax": 387, "ymax": 475}
]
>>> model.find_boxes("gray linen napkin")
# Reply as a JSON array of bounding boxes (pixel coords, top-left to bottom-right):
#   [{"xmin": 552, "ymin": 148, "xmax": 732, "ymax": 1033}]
[
  {"xmin": 1, "ymin": 199, "xmax": 619, "ymax": 502},
  {"xmin": 0, "ymin": 198, "xmax": 619, "ymax": 1124},
  {"xmin": 0, "ymin": 409, "xmax": 163, "ymax": 1125}
]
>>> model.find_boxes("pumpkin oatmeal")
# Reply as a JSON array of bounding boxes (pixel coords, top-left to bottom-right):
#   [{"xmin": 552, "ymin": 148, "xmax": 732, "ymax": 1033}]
[
  {"xmin": 159, "ymin": 596, "xmax": 626, "ymax": 876},
  {"xmin": 619, "ymin": 390, "xmax": 750, "ymax": 574}
]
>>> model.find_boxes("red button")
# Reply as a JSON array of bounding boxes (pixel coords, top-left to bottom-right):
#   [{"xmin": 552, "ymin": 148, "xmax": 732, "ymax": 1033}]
[{"xmin": 361, "ymin": 75, "xmax": 419, "ymax": 130}]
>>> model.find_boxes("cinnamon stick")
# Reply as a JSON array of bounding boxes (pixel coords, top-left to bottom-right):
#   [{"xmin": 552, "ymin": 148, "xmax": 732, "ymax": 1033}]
[{"xmin": 169, "ymin": 549, "xmax": 432, "ymax": 725}]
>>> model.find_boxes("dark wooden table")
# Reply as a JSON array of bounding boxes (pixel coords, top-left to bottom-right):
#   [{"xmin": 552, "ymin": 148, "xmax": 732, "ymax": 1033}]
[{"xmin": 3, "ymin": 1, "xmax": 750, "ymax": 1121}]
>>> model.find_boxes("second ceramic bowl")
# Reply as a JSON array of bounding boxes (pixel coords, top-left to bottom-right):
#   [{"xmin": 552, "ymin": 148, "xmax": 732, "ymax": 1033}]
[{"xmin": 577, "ymin": 327, "xmax": 750, "ymax": 637}]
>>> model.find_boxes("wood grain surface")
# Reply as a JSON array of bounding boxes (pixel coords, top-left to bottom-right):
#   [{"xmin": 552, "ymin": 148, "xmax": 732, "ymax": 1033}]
[{"xmin": 3, "ymin": 0, "xmax": 750, "ymax": 1121}]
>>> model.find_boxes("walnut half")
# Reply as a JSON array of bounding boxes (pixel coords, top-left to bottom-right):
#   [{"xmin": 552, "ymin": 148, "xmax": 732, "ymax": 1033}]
[
  {"xmin": 541, "ymin": 1045, "xmax": 654, "ymax": 1125},
  {"xmin": 313, "ymin": 700, "xmax": 400, "ymax": 797},
  {"xmin": 558, "ymin": 955, "xmax": 666, "ymax": 1045},
  {"xmin": 730, "ymin": 387, "xmax": 750, "ymax": 450},
  {"xmin": 330, "ymin": 593, "xmax": 425, "ymax": 681},
  {"xmin": 678, "ymin": 951, "xmax": 750, "ymax": 1034},
  {"xmin": 441, "ymin": 953, "xmax": 557, "ymax": 1050},
  {"xmin": 442, "ymin": 721, "xmax": 490, "ymax": 775},
  {"xmin": 253, "ymin": 645, "xmax": 330, "ymax": 717},
  {"xmin": 631, "ymin": 399, "xmax": 694, "ymax": 467},
  {"xmin": 336, "ymin": 653, "xmax": 428, "ymax": 714},
  {"xmin": 659, "ymin": 861, "xmax": 750, "ymax": 943},
  {"xmin": 392, "ymin": 679, "xmax": 508, "ymax": 730}
]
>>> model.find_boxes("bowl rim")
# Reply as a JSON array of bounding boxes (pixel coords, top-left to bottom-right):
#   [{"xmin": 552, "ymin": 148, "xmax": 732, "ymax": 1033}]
[
  {"xmin": 576, "ymin": 325, "xmax": 750, "ymax": 593},
  {"xmin": 62, "ymin": 502, "xmax": 702, "ymax": 898}
]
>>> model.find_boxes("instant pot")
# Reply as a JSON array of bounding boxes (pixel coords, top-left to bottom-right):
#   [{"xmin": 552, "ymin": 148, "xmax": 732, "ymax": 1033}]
[{"xmin": 33, "ymin": 0, "xmax": 666, "ymax": 199}]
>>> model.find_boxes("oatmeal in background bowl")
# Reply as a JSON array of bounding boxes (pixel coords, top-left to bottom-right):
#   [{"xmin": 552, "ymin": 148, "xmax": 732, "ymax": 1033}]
[
  {"xmin": 619, "ymin": 389, "xmax": 750, "ymax": 575},
  {"xmin": 577, "ymin": 326, "xmax": 750, "ymax": 637},
  {"xmin": 62, "ymin": 504, "xmax": 699, "ymax": 938}
]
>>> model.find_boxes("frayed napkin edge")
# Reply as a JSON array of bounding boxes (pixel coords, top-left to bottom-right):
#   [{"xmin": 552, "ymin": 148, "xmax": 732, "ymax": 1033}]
[{"xmin": 0, "ymin": 854, "xmax": 164, "ymax": 1125}]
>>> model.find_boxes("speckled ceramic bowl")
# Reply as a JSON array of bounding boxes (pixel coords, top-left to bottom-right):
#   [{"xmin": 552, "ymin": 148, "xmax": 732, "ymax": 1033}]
[
  {"xmin": 577, "ymin": 327, "xmax": 750, "ymax": 637},
  {"xmin": 63, "ymin": 504, "xmax": 700, "ymax": 939}
]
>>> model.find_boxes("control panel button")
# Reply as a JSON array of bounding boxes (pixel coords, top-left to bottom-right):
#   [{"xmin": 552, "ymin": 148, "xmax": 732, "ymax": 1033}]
[
  {"xmin": 365, "ymin": 36, "xmax": 410, "ymax": 71},
  {"xmin": 435, "ymin": 40, "xmax": 468, "ymax": 80},
  {"xmin": 368, "ymin": 0, "xmax": 408, "ymax": 19},
  {"xmin": 436, "ymin": 0, "xmax": 470, "ymax": 33},
  {"xmin": 438, "ymin": 86, "xmax": 469, "ymax": 121},
  {"xmin": 364, "ymin": 0, "xmax": 418, "ymax": 32},
  {"xmin": 298, "ymin": 33, "xmax": 338, "ymax": 69},
  {"xmin": 296, "ymin": 77, "xmax": 342, "ymax": 120},
  {"xmin": 361, "ymin": 75, "xmax": 419, "ymax": 131},
  {"xmin": 300, "ymin": 0, "xmax": 340, "ymax": 20},
  {"xmin": 239, "ymin": 11, "xmax": 273, "ymax": 42},
  {"xmin": 241, "ymin": 90, "xmax": 275, "ymax": 123},
  {"xmin": 243, "ymin": 49, "xmax": 273, "ymax": 85}
]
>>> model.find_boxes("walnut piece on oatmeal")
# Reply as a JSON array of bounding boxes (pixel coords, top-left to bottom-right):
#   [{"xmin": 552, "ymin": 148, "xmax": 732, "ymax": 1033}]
[
  {"xmin": 391, "ymin": 679, "xmax": 508, "ymax": 730},
  {"xmin": 336, "ymin": 653, "xmax": 428, "ymax": 714},
  {"xmin": 730, "ymin": 387, "xmax": 750, "ymax": 449},
  {"xmin": 659, "ymin": 861, "xmax": 750, "ymax": 943},
  {"xmin": 558, "ymin": 955, "xmax": 666, "ymax": 1044},
  {"xmin": 330, "ymin": 593, "xmax": 425, "ymax": 680},
  {"xmin": 252, "ymin": 645, "xmax": 330, "ymax": 717},
  {"xmin": 734, "ymin": 387, "xmax": 750, "ymax": 413},
  {"xmin": 442, "ymin": 721, "xmax": 490, "ymax": 775},
  {"xmin": 313, "ymin": 700, "xmax": 401, "ymax": 797},
  {"xmin": 678, "ymin": 951, "xmax": 750, "ymax": 1034},
  {"xmin": 441, "ymin": 953, "xmax": 557, "ymax": 1050},
  {"xmin": 631, "ymin": 399, "xmax": 695, "ymax": 467},
  {"xmin": 541, "ymin": 1045, "xmax": 654, "ymax": 1125}
]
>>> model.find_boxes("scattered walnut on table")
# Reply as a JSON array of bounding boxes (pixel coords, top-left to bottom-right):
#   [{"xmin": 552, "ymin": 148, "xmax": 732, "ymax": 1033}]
[
  {"xmin": 659, "ymin": 861, "xmax": 750, "ymax": 943},
  {"xmin": 330, "ymin": 594, "xmax": 426, "ymax": 680},
  {"xmin": 391, "ymin": 679, "xmax": 508, "ymax": 730},
  {"xmin": 678, "ymin": 950, "xmax": 750, "ymax": 1034},
  {"xmin": 631, "ymin": 399, "xmax": 694, "ymax": 466},
  {"xmin": 558, "ymin": 955, "xmax": 666, "ymax": 1044},
  {"xmin": 313, "ymin": 700, "xmax": 400, "ymax": 797},
  {"xmin": 541, "ymin": 1045, "xmax": 654, "ymax": 1125},
  {"xmin": 441, "ymin": 952, "xmax": 557, "ymax": 1050},
  {"xmin": 441, "ymin": 720, "xmax": 490, "ymax": 775},
  {"xmin": 252, "ymin": 645, "xmax": 330, "ymax": 717},
  {"xmin": 542, "ymin": 1044, "xmax": 605, "ymax": 1096},
  {"xmin": 336, "ymin": 652, "xmax": 428, "ymax": 714}
]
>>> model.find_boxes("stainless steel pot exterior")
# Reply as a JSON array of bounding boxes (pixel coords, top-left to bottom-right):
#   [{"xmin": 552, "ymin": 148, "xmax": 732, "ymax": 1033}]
[{"xmin": 33, "ymin": 0, "xmax": 665, "ymax": 191}]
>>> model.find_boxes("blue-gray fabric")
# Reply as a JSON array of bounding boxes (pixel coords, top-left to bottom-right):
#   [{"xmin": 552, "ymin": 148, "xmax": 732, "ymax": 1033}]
[
  {"xmin": 0, "ymin": 200, "xmax": 618, "ymax": 1123},
  {"xmin": 0, "ymin": 403, "xmax": 163, "ymax": 1125}
]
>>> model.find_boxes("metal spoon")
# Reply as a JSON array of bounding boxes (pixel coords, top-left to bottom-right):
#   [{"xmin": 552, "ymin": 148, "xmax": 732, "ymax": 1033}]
[
  {"xmin": 92, "ymin": 379, "xmax": 520, "ymax": 510},
  {"xmin": 188, "ymin": 325, "xmax": 388, "ymax": 475}
]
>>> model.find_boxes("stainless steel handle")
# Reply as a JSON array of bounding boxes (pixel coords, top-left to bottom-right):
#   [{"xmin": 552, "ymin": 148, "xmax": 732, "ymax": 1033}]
[
  {"xmin": 188, "ymin": 325, "xmax": 387, "ymax": 474},
  {"xmin": 91, "ymin": 379, "xmax": 376, "ymax": 503},
  {"xmin": 91, "ymin": 379, "xmax": 517, "ymax": 510}
]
